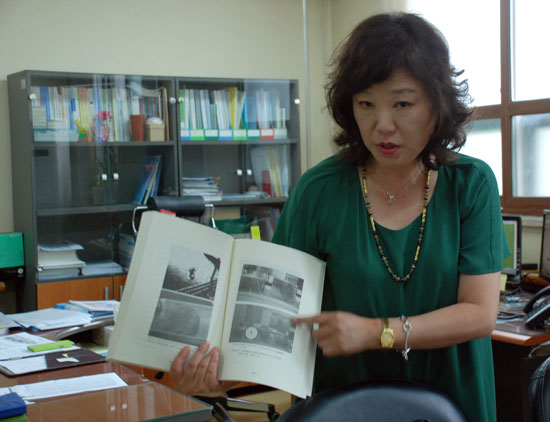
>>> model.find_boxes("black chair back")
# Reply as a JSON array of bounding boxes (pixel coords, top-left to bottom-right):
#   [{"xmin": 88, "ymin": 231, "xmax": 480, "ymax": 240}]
[
  {"xmin": 277, "ymin": 380, "xmax": 467, "ymax": 422},
  {"xmin": 529, "ymin": 355, "xmax": 550, "ymax": 422}
]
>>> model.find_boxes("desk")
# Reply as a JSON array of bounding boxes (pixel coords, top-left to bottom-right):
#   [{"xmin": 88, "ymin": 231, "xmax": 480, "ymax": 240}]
[
  {"xmin": 491, "ymin": 296, "xmax": 550, "ymax": 422},
  {"xmin": 0, "ymin": 360, "xmax": 212, "ymax": 421},
  {"xmin": 493, "ymin": 319, "xmax": 550, "ymax": 346},
  {"xmin": 27, "ymin": 382, "xmax": 211, "ymax": 421}
]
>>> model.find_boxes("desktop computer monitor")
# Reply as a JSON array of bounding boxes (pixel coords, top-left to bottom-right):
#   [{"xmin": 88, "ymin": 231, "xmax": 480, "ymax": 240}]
[
  {"xmin": 0, "ymin": 232, "xmax": 25, "ymax": 281},
  {"xmin": 502, "ymin": 215, "xmax": 522, "ymax": 282},
  {"xmin": 540, "ymin": 210, "xmax": 550, "ymax": 281}
]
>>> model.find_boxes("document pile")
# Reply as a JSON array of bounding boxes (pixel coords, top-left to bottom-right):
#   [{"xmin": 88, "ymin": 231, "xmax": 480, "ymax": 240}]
[
  {"xmin": 0, "ymin": 313, "xmax": 21, "ymax": 333},
  {"xmin": 37, "ymin": 241, "xmax": 86, "ymax": 281},
  {"xmin": 8, "ymin": 308, "xmax": 91, "ymax": 331},
  {"xmin": 55, "ymin": 300, "xmax": 119, "ymax": 321},
  {"xmin": 181, "ymin": 176, "xmax": 222, "ymax": 201}
]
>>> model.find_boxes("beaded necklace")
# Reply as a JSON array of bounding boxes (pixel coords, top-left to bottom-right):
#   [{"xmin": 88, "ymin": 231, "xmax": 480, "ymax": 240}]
[{"xmin": 360, "ymin": 166, "xmax": 431, "ymax": 283}]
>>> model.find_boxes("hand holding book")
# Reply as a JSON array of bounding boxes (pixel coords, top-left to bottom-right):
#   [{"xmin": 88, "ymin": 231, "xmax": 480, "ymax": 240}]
[{"xmin": 169, "ymin": 340, "xmax": 239, "ymax": 396}]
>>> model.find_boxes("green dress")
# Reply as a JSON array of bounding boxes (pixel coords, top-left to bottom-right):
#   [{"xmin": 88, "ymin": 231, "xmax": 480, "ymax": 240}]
[{"xmin": 272, "ymin": 153, "xmax": 507, "ymax": 422}]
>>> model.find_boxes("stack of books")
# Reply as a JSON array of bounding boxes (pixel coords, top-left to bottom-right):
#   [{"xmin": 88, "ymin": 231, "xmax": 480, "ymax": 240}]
[
  {"xmin": 249, "ymin": 145, "xmax": 290, "ymax": 198},
  {"xmin": 37, "ymin": 241, "xmax": 85, "ymax": 281},
  {"xmin": 29, "ymin": 82, "xmax": 169, "ymax": 143},
  {"xmin": 181, "ymin": 176, "xmax": 222, "ymax": 202}
]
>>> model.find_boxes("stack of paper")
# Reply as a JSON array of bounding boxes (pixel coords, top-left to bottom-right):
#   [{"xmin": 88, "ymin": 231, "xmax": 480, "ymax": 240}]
[
  {"xmin": 8, "ymin": 308, "xmax": 91, "ymax": 331},
  {"xmin": 81, "ymin": 260, "xmax": 124, "ymax": 276},
  {"xmin": 0, "ymin": 312, "xmax": 20, "ymax": 331},
  {"xmin": 56, "ymin": 300, "xmax": 118, "ymax": 320},
  {"xmin": 37, "ymin": 241, "xmax": 85, "ymax": 280},
  {"xmin": 181, "ymin": 176, "xmax": 222, "ymax": 201}
]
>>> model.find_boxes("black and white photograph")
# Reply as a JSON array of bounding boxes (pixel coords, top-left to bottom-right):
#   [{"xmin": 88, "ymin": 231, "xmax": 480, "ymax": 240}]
[
  {"xmin": 229, "ymin": 303, "xmax": 295, "ymax": 353},
  {"xmin": 236, "ymin": 264, "xmax": 303, "ymax": 313},
  {"xmin": 148, "ymin": 243, "xmax": 221, "ymax": 346}
]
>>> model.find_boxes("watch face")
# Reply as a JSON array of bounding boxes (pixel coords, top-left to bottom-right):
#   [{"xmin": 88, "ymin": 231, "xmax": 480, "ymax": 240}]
[{"xmin": 381, "ymin": 331, "xmax": 395, "ymax": 348}]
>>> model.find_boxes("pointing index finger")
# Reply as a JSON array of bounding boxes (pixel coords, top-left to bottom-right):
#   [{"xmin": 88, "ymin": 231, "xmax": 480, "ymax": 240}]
[{"xmin": 292, "ymin": 314, "xmax": 323, "ymax": 325}]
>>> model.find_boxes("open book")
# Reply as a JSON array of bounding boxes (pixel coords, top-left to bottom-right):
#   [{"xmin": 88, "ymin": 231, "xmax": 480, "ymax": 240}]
[{"xmin": 107, "ymin": 211, "xmax": 326, "ymax": 398}]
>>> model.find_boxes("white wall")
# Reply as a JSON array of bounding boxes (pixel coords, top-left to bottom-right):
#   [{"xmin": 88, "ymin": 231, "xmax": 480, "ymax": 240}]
[
  {"xmin": 0, "ymin": 0, "xmax": 333, "ymax": 233},
  {"xmin": 0, "ymin": 0, "xmax": 392, "ymax": 230}
]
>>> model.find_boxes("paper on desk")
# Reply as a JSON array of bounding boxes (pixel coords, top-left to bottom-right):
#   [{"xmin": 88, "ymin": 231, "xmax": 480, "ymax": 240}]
[
  {"xmin": 68, "ymin": 300, "xmax": 119, "ymax": 313},
  {"xmin": 0, "ymin": 313, "xmax": 19, "ymax": 330},
  {"xmin": 8, "ymin": 308, "xmax": 91, "ymax": 331},
  {"xmin": 0, "ymin": 355, "xmax": 48, "ymax": 375},
  {"xmin": 10, "ymin": 372, "xmax": 127, "ymax": 400},
  {"xmin": 0, "ymin": 332, "xmax": 79, "ymax": 361}
]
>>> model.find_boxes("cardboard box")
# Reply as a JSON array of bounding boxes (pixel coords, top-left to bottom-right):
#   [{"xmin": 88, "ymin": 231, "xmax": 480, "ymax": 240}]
[{"xmin": 146, "ymin": 123, "xmax": 165, "ymax": 141}]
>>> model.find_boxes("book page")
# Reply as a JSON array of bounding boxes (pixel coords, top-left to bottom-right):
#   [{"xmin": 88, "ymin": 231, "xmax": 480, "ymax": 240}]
[
  {"xmin": 219, "ymin": 239, "xmax": 325, "ymax": 398},
  {"xmin": 108, "ymin": 211, "xmax": 235, "ymax": 371}
]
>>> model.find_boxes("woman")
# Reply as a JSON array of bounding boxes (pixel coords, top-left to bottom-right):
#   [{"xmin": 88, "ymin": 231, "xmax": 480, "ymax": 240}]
[{"xmin": 171, "ymin": 12, "xmax": 507, "ymax": 421}]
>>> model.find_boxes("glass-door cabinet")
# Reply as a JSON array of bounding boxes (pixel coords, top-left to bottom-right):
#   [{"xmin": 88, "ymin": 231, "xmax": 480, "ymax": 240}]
[
  {"xmin": 177, "ymin": 78, "xmax": 301, "ymax": 239},
  {"xmin": 8, "ymin": 70, "xmax": 178, "ymax": 311}
]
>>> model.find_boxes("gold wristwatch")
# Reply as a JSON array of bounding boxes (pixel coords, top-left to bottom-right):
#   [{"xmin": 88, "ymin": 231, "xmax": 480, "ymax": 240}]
[{"xmin": 380, "ymin": 318, "xmax": 395, "ymax": 349}]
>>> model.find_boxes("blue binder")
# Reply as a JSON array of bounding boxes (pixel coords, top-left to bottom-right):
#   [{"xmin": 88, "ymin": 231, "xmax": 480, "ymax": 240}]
[{"xmin": 0, "ymin": 392, "xmax": 26, "ymax": 418}]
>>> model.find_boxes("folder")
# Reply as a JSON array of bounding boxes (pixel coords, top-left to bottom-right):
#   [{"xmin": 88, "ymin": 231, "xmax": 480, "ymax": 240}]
[{"xmin": 0, "ymin": 348, "xmax": 105, "ymax": 377}]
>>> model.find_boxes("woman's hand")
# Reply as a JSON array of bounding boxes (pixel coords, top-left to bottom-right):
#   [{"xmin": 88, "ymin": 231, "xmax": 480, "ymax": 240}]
[
  {"xmin": 293, "ymin": 311, "xmax": 377, "ymax": 356},
  {"xmin": 169, "ymin": 340, "xmax": 238, "ymax": 396}
]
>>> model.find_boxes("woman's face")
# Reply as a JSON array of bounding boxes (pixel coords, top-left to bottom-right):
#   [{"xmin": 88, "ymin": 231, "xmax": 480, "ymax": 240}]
[{"xmin": 352, "ymin": 70, "xmax": 436, "ymax": 169}]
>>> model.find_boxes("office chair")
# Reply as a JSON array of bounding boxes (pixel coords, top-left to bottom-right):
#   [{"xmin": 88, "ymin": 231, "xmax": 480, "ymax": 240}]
[
  {"xmin": 132, "ymin": 195, "xmax": 216, "ymax": 237},
  {"xmin": 529, "ymin": 355, "xmax": 550, "ymax": 422},
  {"xmin": 132, "ymin": 195, "xmax": 280, "ymax": 422},
  {"xmin": 276, "ymin": 380, "xmax": 467, "ymax": 422}
]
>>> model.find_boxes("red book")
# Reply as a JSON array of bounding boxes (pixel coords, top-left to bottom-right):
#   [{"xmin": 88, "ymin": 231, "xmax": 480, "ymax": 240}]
[{"xmin": 261, "ymin": 170, "xmax": 272, "ymax": 196}]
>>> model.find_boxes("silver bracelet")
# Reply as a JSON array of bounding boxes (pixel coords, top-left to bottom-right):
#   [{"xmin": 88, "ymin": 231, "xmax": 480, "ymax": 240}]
[{"xmin": 400, "ymin": 315, "xmax": 412, "ymax": 361}]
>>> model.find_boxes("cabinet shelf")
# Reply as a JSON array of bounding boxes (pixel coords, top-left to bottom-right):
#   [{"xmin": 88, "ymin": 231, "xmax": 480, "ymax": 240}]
[
  {"xmin": 36, "ymin": 270, "xmax": 126, "ymax": 284},
  {"xmin": 8, "ymin": 70, "xmax": 300, "ymax": 312},
  {"xmin": 37, "ymin": 204, "xmax": 138, "ymax": 217},
  {"xmin": 179, "ymin": 138, "xmax": 298, "ymax": 147},
  {"xmin": 33, "ymin": 140, "xmax": 176, "ymax": 148}
]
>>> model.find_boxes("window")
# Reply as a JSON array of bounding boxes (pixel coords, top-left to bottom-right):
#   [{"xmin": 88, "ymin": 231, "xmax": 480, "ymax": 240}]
[
  {"xmin": 511, "ymin": 1, "xmax": 550, "ymax": 101},
  {"xmin": 511, "ymin": 113, "xmax": 550, "ymax": 197},
  {"xmin": 407, "ymin": 0, "xmax": 550, "ymax": 215},
  {"xmin": 461, "ymin": 119, "xmax": 502, "ymax": 195}
]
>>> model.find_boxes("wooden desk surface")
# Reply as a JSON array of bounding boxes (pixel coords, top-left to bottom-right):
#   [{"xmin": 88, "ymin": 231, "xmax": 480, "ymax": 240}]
[
  {"xmin": 0, "ymin": 331, "xmax": 212, "ymax": 421},
  {"xmin": 492, "ymin": 320, "xmax": 550, "ymax": 346},
  {"xmin": 492, "ymin": 290, "xmax": 550, "ymax": 346},
  {"xmin": 0, "ymin": 362, "xmax": 212, "ymax": 421},
  {"xmin": 0, "ymin": 361, "xmax": 146, "ymax": 391},
  {"xmin": 26, "ymin": 381, "xmax": 211, "ymax": 422}
]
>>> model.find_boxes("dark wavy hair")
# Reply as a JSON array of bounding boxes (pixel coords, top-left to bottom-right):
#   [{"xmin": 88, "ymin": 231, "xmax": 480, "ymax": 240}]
[{"xmin": 326, "ymin": 12, "xmax": 472, "ymax": 169}]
